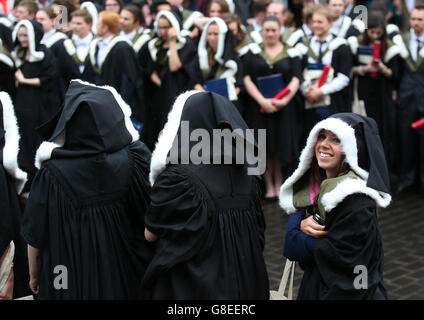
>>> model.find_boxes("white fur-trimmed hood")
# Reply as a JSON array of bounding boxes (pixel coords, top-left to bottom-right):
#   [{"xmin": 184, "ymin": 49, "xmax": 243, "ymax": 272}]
[
  {"xmin": 0, "ymin": 91, "xmax": 27, "ymax": 194},
  {"xmin": 12, "ymin": 20, "xmax": 45, "ymax": 67},
  {"xmin": 149, "ymin": 90, "xmax": 200, "ymax": 186},
  {"xmin": 279, "ymin": 117, "xmax": 391, "ymax": 214},
  {"xmin": 35, "ymin": 80, "xmax": 139, "ymax": 169}
]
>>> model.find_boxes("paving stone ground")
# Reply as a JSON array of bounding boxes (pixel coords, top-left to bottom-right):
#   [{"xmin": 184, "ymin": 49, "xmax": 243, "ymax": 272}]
[{"xmin": 262, "ymin": 190, "xmax": 424, "ymax": 300}]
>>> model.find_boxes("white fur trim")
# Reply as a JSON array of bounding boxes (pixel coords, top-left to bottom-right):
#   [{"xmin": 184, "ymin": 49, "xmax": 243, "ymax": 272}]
[
  {"xmin": 225, "ymin": 0, "xmax": 235, "ymax": 13},
  {"xmin": 295, "ymin": 42, "xmax": 308, "ymax": 55},
  {"xmin": 0, "ymin": 92, "xmax": 27, "ymax": 194},
  {"xmin": 328, "ymin": 37, "xmax": 347, "ymax": 52},
  {"xmin": 386, "ymin": 24, "xmax": 399, "ymax": 36},
  {"xmin": 133, "ymin": 33, "xmax": 151, "ymax": 53},
  {"xmin": 35, "ymin": 80, "xmax": 139, "ymax": 169},
  {"xmin": 63, "ymin": 38, "xmax": 76, "ymax": 56},
  {"xmin": 392, "ymin": 34, "xmax": 409, "ymax": 58},
  {"xmin": 347, "ymin": 36, "xmax": 358, "ymax": 54},
  {"xmin": 0, "ymin": 52, "xmax": 13, "ymax": 68},
  {"xmin": 250, "ymin": 30, "xmax": 263, "ymax": 44},
  {"xmin": 80, "ymin": 2, "xmax": 98, "ymax": 34},
  {"xmin": 287, "ymin": 47, "xmax": 301, "ymax": 58},
  {"xmin": 198, "ymin": 17, "xmax": 228, "ymax": 70},
  {"xmin": 321, "ymin": 178, "xmax": 391, "ymax": 212},
  {"xmin": 89, "ymin": 36, "xmax": 133, "ymax": 68},
  {"xmin": 220, "ymin": 59, "xmax": 237, "ymax": 78},
  {"xmin": 12, "ymin": 20, "xmax": 45, "ymax": 67},
  {"xmin": 44, "ymin": 31, "xmax": 68, "ymax": 48},
  {"xmin": 384, "ymin": 44, "xmax": 401, "ymax": 63},
  {"xmin": 154, "ymin": 11, "xmax": 186, "ymax": 46},
  {"xmin": 226, "ymin": 77, "xmax": 237, "ymax": 101},
  {"xmin": 286, "ymin": 29, "xmax": 304, "ymax": 47},
  {"xmin": 183, "ymin": 10, "xmax": 203, "ymax": 31},
  {"xmin": 0, "ymin": 17, "xmax": 12, "ymax": 28},
  {"xmin": 351, "ymin": 19, "xmax": 365, "ymax": 34},
  {"xmin": 338, "ymin": 16, "xmax": 352, "ymax": 38},
  {"xmin": 149, "ymin": 90, "xmax": 201, "ymax": 186},
  {"xmin": 0, "ymin": 241, "xmax": 15, "ymax": 291},
  {"xmin": 238, "ymin": 42, "xmax": 261, "ymax": 57},
  {"xmin": 279, "ymin": 117, "xmax": 370, "ymax": 214}
]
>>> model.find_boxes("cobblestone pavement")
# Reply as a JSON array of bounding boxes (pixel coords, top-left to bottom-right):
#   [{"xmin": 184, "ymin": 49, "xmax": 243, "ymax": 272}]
[{"xmin": 262, "ymin": 190, "xmax": 424, "ymax": 300}]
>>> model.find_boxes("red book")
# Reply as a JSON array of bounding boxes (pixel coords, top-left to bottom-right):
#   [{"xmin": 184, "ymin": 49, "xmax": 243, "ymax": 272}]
[
  {"xmin": 372, "ymin": 40, "xmax": 381, "ymax": 61},
  {"xmin": 317, "ymin": 65, "xmax": 331, "ymax": 88},
  {"xmin": 412, "ymin": 118, "xmax": 424, "ymax": 129},
  {"xmin": 260, "ymin": 86, "xmax": 291, "ymax": 113},
  {"xmin": 371, "ymin": 40, "xmax": 381, "ymax": 78}
]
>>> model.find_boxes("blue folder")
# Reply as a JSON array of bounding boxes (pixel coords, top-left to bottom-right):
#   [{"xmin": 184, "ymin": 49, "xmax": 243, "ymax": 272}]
[
  {"xmin": 357, "ymin": 46, "xmax": 373, "ymax": 56},
  {"xmin": 203, "ymin": 78, "xmax": 229, "ymax": 99},
  {"xmin": 306, "ymin": 63, "xmax": 325, "ymax": 70},
  {"xmin": 257, "ymin": 73, "xmax": 284, "ymax": 98}
]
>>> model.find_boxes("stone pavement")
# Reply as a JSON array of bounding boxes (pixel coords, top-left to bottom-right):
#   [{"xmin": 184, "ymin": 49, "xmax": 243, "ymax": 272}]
[{"xmin": 262, "ymin": 190, "xmax": 424, "ymax": 300}]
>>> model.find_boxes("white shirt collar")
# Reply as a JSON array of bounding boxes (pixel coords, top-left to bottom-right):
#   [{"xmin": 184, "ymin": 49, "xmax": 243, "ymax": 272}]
[
  {"xmin": 40, "ymin": 28, "xmax": 56, "ymax": 44},
  {"xmin": 120, "ymin": 29, "xmax": 137, "ymax": 41},
  {"xmin": 73, "ymin": 33, "xmax": 93, "ymax": 46},
  {"xmin": 411, "ymin": 30, "xmax": 424, "ymax": 43},
  {"xmin": 99, "ymin": 34, "xmax": 114, "ymax": 46},
  {"xmin": 312, "ymin": 33, "xmax": 333, "ymax": 44}
]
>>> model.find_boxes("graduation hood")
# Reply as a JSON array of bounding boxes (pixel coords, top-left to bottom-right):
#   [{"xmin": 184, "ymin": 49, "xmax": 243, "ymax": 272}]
[
  {"xmin": 80, "ymin": 1, "xmax": 98, "ymax": 34},
  {"xmin": 12, "ymin": 19, "xmax": 45, "ymax": 66},
  {"xmin": 149, "ymin": 90, "xmax": 260, "ymax": 185},
  {"xmin": 279, "ymin": 113, "xmax": 392, "ymax": 214},
  {"xmin": 148, "ymin": 10, "xmax": 186, "ymax": 62},
  {"xmin": 35, "ymin": 80, "xmax": 139, "ymax": 169},
  {"xmin": 0, "ymin": 91, "xmax": 27, "ymax": 194},
  {"xmin": 198, "ymin": 17, "xmax": 237, "ymax": 75}
]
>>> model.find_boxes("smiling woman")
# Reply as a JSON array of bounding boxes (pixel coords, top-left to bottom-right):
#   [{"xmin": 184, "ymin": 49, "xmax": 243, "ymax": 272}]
[{"xmin": 280, "ymin": 113, "xmax": 392, "ymax": 300}]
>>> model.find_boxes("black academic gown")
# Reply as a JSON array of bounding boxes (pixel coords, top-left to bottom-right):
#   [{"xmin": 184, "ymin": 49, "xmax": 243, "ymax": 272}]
[
  {"xmin": 298, "ymin": 194, "xmax": 388, "ymax": 300},
  {"xmin": 0, "ymin": 57, "xmax": 15, "ymax": 99},
  {"xmin": 15, "ymin": 46, "xmax": 61, "ymax": 190},
  {"xmin": 92, "ymin": 40, "xmax": 145, "ymax": 124},
  {"xmin": 46, "ymin": 35, "xmax": 74, "ymax": 103},
  {"xmin": 141, "ymin": 39, "xmax": 198, "ymax": 151},
  {"xmin": 355, "ymin": 43, "xmax": 400, "ymax": 173},
  {"xmin": 242, "ymin": 47, "xmax": 302, "ymax": 171},
  {"xmin": 396, "ymin": 34, "xmax": 424, "ymax": 190},
  {"xmin": 0, "ymin": 166, "xmax": 31, "ymax": 299},
  {"xmin": 142, "ymin": 164, "xmax": 269, "ymax": 299},
  {"xmin": 21, "ymin": 141, "xmax": 154, "ymax": 299}
]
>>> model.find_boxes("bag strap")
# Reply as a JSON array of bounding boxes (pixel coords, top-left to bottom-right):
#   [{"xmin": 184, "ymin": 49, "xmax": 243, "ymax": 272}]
[{"xmin": 277, "ymin": 259, "xmax": 295, "ymax": 299}]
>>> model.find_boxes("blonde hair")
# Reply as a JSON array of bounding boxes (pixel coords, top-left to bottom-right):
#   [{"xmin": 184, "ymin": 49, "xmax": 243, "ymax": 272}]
[{"xmin": 312, "ymin": 4, "xmax": 336, "ymax": 22}]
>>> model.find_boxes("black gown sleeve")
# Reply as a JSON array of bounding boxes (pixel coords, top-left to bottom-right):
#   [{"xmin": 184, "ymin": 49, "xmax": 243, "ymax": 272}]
[
  {"xmin": 143, "ymin": 166, "xmax": 209, "ymax": 286},
  {"xmin": 333, "ymin": 44, "xmax": 353, "ymax": 78},
  {"xmin": 313, "ymin": 194, "xmax": 386, "ymax": 299},
  {"xmin": 20, "ymin": 167, "xmax": 52, "ymax": 250}
]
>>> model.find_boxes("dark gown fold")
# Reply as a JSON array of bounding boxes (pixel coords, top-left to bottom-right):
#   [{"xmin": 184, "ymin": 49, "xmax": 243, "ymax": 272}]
[
  {"xmin": 21, "ymin": 142, "xmax": 154, "ymax": 299},
  {"xmin": 142, "ymin": 164, "xmax": 269, "ymax": 300}
]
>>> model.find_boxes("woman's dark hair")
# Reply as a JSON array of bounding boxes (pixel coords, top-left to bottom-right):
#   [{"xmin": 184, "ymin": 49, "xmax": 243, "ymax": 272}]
[
  {"xmin": 262, "ymin": 15, "xmax": 281, "ymax": 27},
  {"xmin": 122, "ymin": 4, "xmax": 145, "ymax": 27},
  {"xmin": 221, "ymin": 12, "xmax": 246, "ymax": 48},
  {"xmin": 361, "ymin": 10, "xmax": 388, "ymax": 59}
]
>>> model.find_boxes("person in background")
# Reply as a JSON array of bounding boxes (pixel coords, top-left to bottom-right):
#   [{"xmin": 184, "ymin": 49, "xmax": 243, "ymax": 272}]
[
  {"xmin": 243, "ymin": 16, "xmax": 302, "ymax": 200},
  {"xmin": 104, "ymin": 0, "xmax": 123, "ymax": 14},
  {"xmin": 392, "ymin": 3, "xmax": 424, "ymax": 195},
  {"xmin": 11, "ymin": 19, "xmax": 60, "ymax": 193}
]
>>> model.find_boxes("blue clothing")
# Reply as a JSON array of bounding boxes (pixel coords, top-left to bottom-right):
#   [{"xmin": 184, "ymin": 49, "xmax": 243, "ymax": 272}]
[{"xmin": 283, "ymin": 211, "xmax": 316, "ymax": 269}]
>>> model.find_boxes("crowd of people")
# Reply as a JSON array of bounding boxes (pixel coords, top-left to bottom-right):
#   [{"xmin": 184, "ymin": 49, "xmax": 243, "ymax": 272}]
[{"xmin": 0, "ymin": 0, "xmax": 423, "ymax": 300}]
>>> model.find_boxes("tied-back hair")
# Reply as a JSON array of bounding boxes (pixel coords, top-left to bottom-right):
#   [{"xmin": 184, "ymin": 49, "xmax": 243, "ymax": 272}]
[
  {"xmin": 361, "ymin": 10, "xmax": 388, "ymax": 59},
  {"xmin": 262, "ymin": 15, "xmax": 281, "ymax": 27}
]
